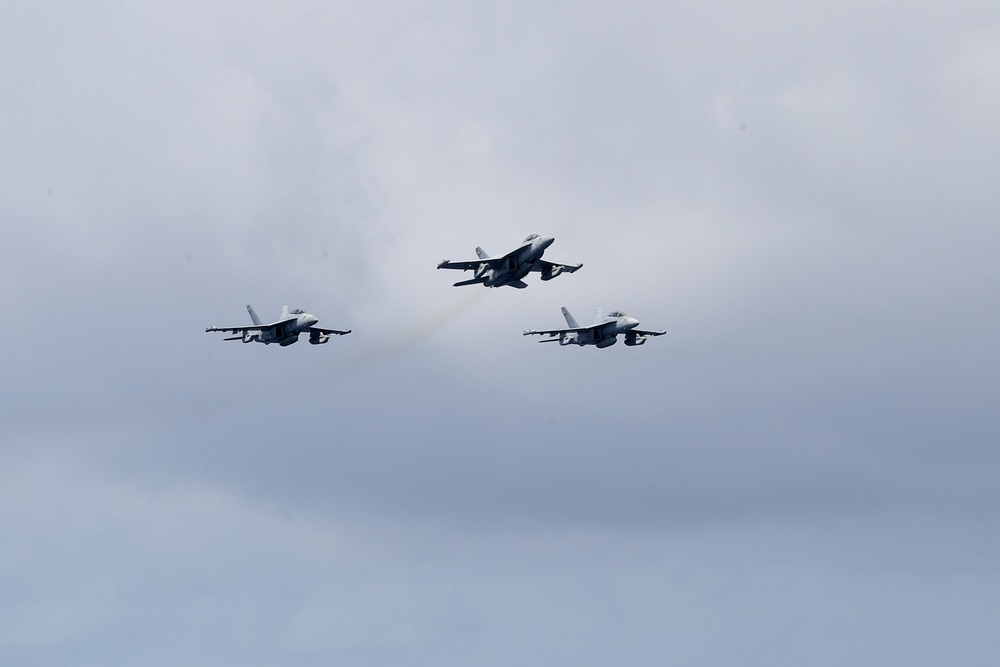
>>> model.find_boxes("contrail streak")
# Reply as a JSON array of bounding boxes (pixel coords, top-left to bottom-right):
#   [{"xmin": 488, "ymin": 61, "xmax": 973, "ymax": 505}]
[{"xmin": 324, "ymin": 289, "xmax": 489, "ymax": 376}]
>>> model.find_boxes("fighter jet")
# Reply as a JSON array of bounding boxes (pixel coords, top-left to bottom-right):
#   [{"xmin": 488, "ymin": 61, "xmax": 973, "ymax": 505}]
[
  {"xmin": 437, "ymin": 234, "xmax": 582, "ymax": 288},
  {"xmin": 205, "ymin": 305, "xmax": 351, "ymax": 346},
  {"xmin": 523, "ymin": 307, "xmax": 665, "ymax": 348}
]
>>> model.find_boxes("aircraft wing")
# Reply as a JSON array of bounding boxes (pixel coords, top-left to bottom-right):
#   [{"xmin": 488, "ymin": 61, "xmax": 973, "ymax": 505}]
[
  {"xmin": 529, "ymin": 260, "xmax": 583, "ymax": 274},
  {"xmin": 204, "ymin": 324, "xmax": 267, "ymax": 341},
  {"xmin": 523, "ymin": 328, "xmax": 568, "ymax": 337},
  {"xmin": 205, "ymin": 317, "xmax": 296, "ymax": 336},
  {"xmin": 308, "ymin": 326, "xmax": 351, "ymax": 335},
  {"xmin": 522, "ymin": 324, "xmax": 595, "ymax": 337},
  {"xmin": 437, "ymin": 259, "xmax": 482, "ymax": 271},
  {"xmin": 524, "ymin": 319, "xmax": 632, "ymax": 339},
  {"xmin": 205, "ymin": 325, "xmax": 265, "ymax": 334},
  {"xmin": 440, "ymin": 243, "xmax": 525, "ymax": 271}
]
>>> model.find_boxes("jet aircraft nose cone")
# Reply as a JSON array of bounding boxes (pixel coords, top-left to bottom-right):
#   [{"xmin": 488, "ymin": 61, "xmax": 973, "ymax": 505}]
[
  {"xmin": 305, "ymin": 315, "xmax": 319, "ymax": 326},
  {"xmin": 539, "ymin": 236, "xmax": 555, "ymax": 249},
  {"xmin": 624, "ymin": 317, "xmax": 639, "ymax": 329}
]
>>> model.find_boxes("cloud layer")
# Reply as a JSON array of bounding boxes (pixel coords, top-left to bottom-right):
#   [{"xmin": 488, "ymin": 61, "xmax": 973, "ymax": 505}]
[{"xmin": 2, "ymin": 1, "xmax": 999, "ymax": 665}]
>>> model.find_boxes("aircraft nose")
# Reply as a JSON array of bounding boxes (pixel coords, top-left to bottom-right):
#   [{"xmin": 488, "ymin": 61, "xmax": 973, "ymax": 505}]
[
  {"xmin": 624, "ymin": 317, "xmax": 639, "ymax": 329},
  {"xmin": 539, "ymin": 236, "xmax": 555, "ymax": 249},
  {"xmin": 306, "ymin": 315, "xmax": 319, "ymax": 326}
]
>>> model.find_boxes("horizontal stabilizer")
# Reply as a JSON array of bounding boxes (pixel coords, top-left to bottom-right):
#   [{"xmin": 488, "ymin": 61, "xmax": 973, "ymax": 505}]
[{"xmin": 453, "ymin": 277, "xmax": 486, "ymax": 287}]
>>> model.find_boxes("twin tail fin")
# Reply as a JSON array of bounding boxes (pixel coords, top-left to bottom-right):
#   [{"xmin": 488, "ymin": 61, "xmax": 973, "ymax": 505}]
[
  {"xmin": 561, "ymin": 307, "xmax": 580, "ymax": 328},
  {"xmin": 246, "ymin": 304, "xmax": 264, "ymax": 325}
]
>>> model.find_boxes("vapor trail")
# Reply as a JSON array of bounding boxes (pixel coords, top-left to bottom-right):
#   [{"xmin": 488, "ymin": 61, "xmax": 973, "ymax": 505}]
[{"xmin": 324, "ymin": 289, "xmax": 489, "ymax": 376}]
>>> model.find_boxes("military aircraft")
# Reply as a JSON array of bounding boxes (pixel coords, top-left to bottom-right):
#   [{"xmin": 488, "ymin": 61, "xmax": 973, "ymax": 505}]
[
  {"xmin": 523, "ymin": 307, "xmax": 665, "ymax": 348},
  {"xmin": 437, "ymin": 234, "xmax": 582, "ymax": 288},
  {"xmin": 205, "ymin": 305, "xmax": 351, "ymax": 346}
]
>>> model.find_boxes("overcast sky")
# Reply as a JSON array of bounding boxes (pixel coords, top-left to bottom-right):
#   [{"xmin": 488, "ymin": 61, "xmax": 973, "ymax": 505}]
[{"xmin": 2, "ymin": 1, "xmax": 1000, "ymax": 665}]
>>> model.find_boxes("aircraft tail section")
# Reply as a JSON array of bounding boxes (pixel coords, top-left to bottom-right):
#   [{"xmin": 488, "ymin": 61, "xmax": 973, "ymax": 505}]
[
  {"xmin": 594, "ymin": 307, "xmax": 603, "ymax": 323},
  {"xmin": 247, "ymin": 304, "xmax": 264, "ymax": 325},
  {"xmin": 561, "ymin": 307, "xmax": 580, "ymax": 328},
  {"xmin": 280, "ymin": 305, "xmax": 289, "ymax": 320},
  {"xmin": 475, "ymin": 246, "xmax": 489, "ymax": 260}
]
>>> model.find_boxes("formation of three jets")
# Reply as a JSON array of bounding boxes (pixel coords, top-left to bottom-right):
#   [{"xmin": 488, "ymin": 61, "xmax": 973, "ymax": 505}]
[{"xmin": 205, "ymin": 235, "xmax": 664, "ymax": 348}]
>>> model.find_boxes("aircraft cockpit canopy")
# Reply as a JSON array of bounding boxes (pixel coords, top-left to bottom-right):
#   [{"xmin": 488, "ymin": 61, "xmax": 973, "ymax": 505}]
[
  {"xmin": 609, "ymin": 310, "xmax": 627, "ymax": 318},
  {"xmin": 290, "ymin": 308, "xmax": 307, "ymax": 315},
  {"xmin": 523, "ymin": 233, "xmax": 540, "ymax": 242}
]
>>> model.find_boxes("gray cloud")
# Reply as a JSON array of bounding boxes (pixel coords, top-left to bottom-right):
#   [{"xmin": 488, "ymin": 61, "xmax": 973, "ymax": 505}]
[{"xmin": 2, "ymin": 1, "xmax": 999, "ymax": 665}]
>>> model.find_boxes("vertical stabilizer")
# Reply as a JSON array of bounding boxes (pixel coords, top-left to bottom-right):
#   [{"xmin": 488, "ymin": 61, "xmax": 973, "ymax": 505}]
[
  {"xmin": 280, "ymin": 305, "xmax": 289, "ymax": 320},
  {"xmin": 475, "ymin": 247, "xmax": 489, "ymax": 260},
  {"xmin": 247, "ymin": 304, "xmax": 264, "ymax": 325},
  {"xmin": 593, "ymin": 307, "xmax": 604, "ymax": 323},
  {"xmin": 561, "ymin": 307, "xmax": 580, "ymax": 328}
]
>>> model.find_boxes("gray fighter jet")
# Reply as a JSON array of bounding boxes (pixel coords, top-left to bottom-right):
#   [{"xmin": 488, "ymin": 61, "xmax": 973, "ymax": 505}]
[
  {"xmin": 205, "ymin": 305, "xmax": 351, "ymax": 346},
  {"xmin": 524, "ymin": 307, "xmax": 665, "ymax": 348},
  {"xmin": 437, "ymin": 234, "xmax": 582, "ymax": 288}
]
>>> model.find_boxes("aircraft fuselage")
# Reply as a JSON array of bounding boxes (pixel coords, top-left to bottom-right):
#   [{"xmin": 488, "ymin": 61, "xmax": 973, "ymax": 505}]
[
  {"xmin": 560, "ymin": 315, "xmax": 639, "ymax": 347},
  {"xmin": 480, "ymin": 235, "xmax": 554, "ymax": 287},
  {"xmin": 241, "ymin": 312, "xmax": 319, "ymax": 345}
]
